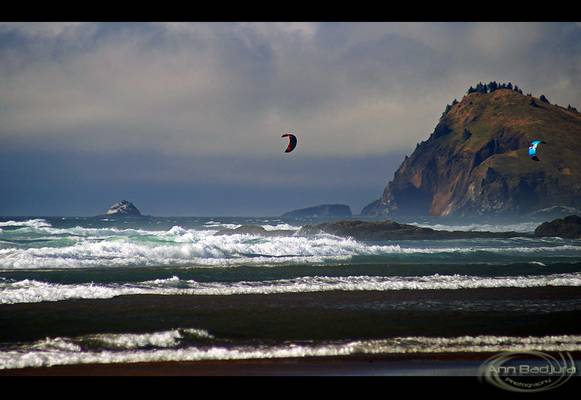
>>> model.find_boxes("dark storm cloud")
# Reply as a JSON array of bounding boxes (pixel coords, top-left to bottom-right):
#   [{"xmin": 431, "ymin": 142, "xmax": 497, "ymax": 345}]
[
  {"xmin": 0, "ymin": 22, "xmax": 580, "ymax": 215},
  {"xmin": 2, "ymin": 22, "xmax": 580, "ymax": 155}
]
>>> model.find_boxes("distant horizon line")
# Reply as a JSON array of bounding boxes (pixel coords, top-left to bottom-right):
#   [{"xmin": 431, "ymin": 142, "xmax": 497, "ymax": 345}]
[{"xmin": 0, "ymin": 214, "xmax": 370, "ymax": 218}]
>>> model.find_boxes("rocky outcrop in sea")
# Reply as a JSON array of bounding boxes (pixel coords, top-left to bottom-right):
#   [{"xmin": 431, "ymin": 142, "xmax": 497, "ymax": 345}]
[
  {"xmin": 534, "ymin": 215, "xmax": 581, "ymax": 239},
  {"xmin": 102, "ymin": 200, "xmax": 142, "ymax": 217}
]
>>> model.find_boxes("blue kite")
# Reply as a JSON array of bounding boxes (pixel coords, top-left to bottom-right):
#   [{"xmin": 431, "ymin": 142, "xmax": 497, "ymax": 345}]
[{"xmin": 528, "ymin": 140, "xmax": 546, "ymax": 161}]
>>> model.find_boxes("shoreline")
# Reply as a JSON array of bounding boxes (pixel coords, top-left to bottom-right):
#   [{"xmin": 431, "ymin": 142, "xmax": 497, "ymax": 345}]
[{"xmin": 3, "ymin": 352, "xmax": 581, "ymax": 376}]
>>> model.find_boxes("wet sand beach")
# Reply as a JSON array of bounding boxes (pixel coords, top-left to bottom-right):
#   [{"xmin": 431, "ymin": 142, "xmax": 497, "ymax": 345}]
[{"xmin": 3, "ymin": 351, "xmax": 581, "ymax": 376}]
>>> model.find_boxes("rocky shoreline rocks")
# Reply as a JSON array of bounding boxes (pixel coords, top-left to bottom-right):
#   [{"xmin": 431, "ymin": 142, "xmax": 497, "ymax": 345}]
[
  {"xmin": 214, "ymin": 215, "xmax": 581, "ymax": 241},
  {"xmin": 297, "ymin": 219, "xmax": 524, "ymax": 240},
  {"xmin": 534, "ymin": 215, "xmax": 581, "ymax": 239}
]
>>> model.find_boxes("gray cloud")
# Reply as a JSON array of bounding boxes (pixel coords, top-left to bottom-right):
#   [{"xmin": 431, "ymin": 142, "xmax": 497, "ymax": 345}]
[
  {"xmin": 1, "ymin": 22, "xmax": 580, "ymax": 215},
  {"xmin": 1, "ymin": 22, "xmax": 579, "ymax": 158}
]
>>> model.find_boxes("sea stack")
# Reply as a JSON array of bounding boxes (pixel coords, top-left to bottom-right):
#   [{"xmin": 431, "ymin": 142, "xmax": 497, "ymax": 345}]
[{"xmin": 104, "ymin": 200, "xmax": 142, "ymax": 217}]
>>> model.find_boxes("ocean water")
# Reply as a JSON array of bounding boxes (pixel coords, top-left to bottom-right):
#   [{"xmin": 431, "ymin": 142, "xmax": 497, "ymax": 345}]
[{"xmin": 1, "ymin": 216, "xmax": 581, "ymax": 371}]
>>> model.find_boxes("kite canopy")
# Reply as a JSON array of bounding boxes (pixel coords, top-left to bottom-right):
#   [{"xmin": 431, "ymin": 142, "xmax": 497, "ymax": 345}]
[
  {"xmin": 528, "ymin": 139, "xmax": 546, "ymax": 161},
  {"xmin": 282, "ymin": 133, "xmax": 297, "ymax": 153}
]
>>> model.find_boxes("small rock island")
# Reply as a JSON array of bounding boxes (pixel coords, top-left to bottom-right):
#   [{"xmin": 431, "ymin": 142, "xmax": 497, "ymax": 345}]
[{"xmin": 100, "ymin": 200, "xmax": 142, "ymax": 217}]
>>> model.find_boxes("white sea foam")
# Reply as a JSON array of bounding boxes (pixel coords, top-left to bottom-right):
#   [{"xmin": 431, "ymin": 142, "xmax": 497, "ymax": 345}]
[
  {"xmin": 409, "ymin": 221, "xmax": 541, "ymax": 233},
  {"xmin": 529, "ymin": 261, "xmax": 547, "ymax": 267},
  {"xmin": 0, "ymin": 219, "xmax": 51, "ymax": 229},
  {"xmin": 262, "ymin": 223, "xmax": 300, "ymax": 231},
  {"xmin": 1, "ymin": 222, "xmax": 580, "ymax": 270},
  {"xmin": 0, "ymin": 231, "xmax": 399, "ymax": 269},
  {"xmin": 0, "ymin": 279, "xmax": 148, "ymax": 304},
  {"xmin": 2, "ymin": 225, "xmax": 152, "ymax": 239},
  {"xmin": 0, "ymin": 222, "xmax": 217, "ymax": 241},
  {"xmin": 85, "ymin": 329, "xmax": 214, "ymax": 350},
  {"xmin": 1, "ymin": 238, "xmax": 580, "ymax": 270},
  {"xmin": 202, "ymin": 222, "xmax": 299, "ymax": 231},
  {"xmin": 1, "ymin": 333, "xmax": 580, "ymax": 370},
  {"xmin": 203, "ymin": 223, "xmax": 241, "ymax": 229},
  {"xmin": 2, "ymin": 273, "xmax": 581, "ymax": 304}
]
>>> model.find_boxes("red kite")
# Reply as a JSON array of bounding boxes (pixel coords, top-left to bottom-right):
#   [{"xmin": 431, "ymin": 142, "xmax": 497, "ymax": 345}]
[{"xmin": 281, "ymin": 133, "xmax": 297, "ymax": 153}]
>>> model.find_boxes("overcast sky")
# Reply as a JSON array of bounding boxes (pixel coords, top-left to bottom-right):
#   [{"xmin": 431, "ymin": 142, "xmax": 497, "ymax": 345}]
[{"xmin": 1, "ymin": 22, "xmax": 580, "ymax": 216}]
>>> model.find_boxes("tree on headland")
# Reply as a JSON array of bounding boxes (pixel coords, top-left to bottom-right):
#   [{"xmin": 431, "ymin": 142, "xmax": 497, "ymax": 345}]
[
  {"xmin": 459, "ymin": 81, "xmax": 578, "ymax": 115},
  {"xmin": 442, "ymin": 103, "xmax": 453, "ymax": 117},
  {"xmin": 466, "ymin": 81, "xmax": 523, "ymax": 95},
  {"xmin": 441, "ymin": 98, "xmax": 460, "ymax": 118}
]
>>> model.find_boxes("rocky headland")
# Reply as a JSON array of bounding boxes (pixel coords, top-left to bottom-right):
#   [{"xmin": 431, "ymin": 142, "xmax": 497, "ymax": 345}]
[{"xmin": 362, "ymin": 82, "xmax": 581, "ymax": 217}]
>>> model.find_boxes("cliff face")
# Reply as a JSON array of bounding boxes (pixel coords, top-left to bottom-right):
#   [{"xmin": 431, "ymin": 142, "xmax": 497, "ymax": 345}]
[{"xmin": 363, "ymin": 88, "xmax": 581, "ymax": 217}]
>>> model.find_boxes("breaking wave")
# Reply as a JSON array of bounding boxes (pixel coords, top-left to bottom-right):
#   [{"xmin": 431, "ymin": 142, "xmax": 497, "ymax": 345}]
[
  {"xmin": 2, "ymin": 273, "xmax": 581, "ymax": 304},
  {"xmin": 1, "ymin": 332, "xmax": 580, "ymax": 369},
  {"xmin": 0, "ymin": 219, "xmax": 52, "ymax": 229},
  {"xmin": 1, "ymin": 219, "xmax": 580, "ymax": 270},
  {"xmin": 408, "ymin": 221, "xmax": 542, "ymax": 233}
]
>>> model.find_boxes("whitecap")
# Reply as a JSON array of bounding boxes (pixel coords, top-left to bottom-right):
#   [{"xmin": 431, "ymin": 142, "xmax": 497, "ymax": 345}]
[
  {"xmin": 0, "ymin": 219, "xmax": 51, "ymax": 229},
  {"xmin": 528, "ymin": 261, "xmax": 547, "ymax": 267},
  {"xmin": 2, "ymin": 273, "xmax": 581, "ymax": 304},
  {"xmin": 1, "ymin": 333, "xmax": 580, "ymax": 370},
  {"xmin": 408, "ymin": 221, "xmax": 540, "ymax": 233},
  {"xmin": 85, "ymin": 328, "xmax": 214, "ymax": 350}
]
